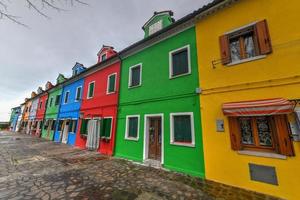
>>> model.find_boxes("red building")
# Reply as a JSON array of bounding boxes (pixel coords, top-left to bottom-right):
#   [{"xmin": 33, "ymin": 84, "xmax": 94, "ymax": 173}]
[
  {"xmin": 35, "ymin": 82, "xmax": 53, "ymax": 137},
  {"xmin": 75, "ymin": 46, "xmax": 120, "ymax": 155}
]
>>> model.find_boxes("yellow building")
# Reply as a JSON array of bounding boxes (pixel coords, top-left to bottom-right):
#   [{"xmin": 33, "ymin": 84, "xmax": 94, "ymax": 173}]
[{"xmin": 195, "ymin": 0, "xmax": 300, "ymax": 199}]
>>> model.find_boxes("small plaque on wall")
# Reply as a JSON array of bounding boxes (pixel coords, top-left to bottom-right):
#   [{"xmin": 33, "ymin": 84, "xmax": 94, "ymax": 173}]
[
  {"xmin": 216, "ymin": 119, "xmax": 224, "ymax": 132},
  {"xmin": 249, "ymin": 163, "xmax": 278, "ymax": 185}
]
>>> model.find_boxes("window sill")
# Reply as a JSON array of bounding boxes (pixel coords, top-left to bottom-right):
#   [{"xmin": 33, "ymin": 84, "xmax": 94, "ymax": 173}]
[
  {"xmin": 125, "ymin": 137, "xmax": 139, "ymax": 141},
  {"xmin": 169, "ymin": 72, "xmax": 191, "ymax": 80},
  {"xmin": 106, "ymin": 91, "xmax": 116, "ymax": 95},
  {"xmin": 237, "ymin": 150, "xmax": 287, "ymax": 160},
  {"xmin": 128, "ymin": 85, "xmax": 141, "ymax": 89},
  {"xmin": 170, "ymin": 142, "xmax": 195, "ymax": 148},
  {"xmin": 226, "ymin": 55, "xmax": 266, "ymax": 67}
]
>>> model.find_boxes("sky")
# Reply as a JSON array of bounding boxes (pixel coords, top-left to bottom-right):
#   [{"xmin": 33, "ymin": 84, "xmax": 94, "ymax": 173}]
[{"xmin": 0, "ymin": 0, "xmax": 212, "ymax": 121}]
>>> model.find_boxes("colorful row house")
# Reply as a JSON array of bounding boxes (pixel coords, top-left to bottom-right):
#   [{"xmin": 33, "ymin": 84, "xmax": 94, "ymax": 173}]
[
  {"xmin": 41, "ymin": 75, "xmax": 66, "ymax": 140},
  {"xmin": 53, "ymin": 63, "xmax": 86, "ymax": 145},
  {"xmin": 114, "ymin": 11, "xmax": 205, "ymax": 177},
  {"xmin": 75, "ymin": 46, "xmax": 120, "ymax": 155},
  {"xmin": 9, "ymin": 106, "xmax": 21, "ymax": 132},
  {"xmin": 12, "ymin": 1, "xmax": 300, "ymax": 199},
  {"xmin": 194, "ymin": 0, "xmax": 300, "ymax": 199}
]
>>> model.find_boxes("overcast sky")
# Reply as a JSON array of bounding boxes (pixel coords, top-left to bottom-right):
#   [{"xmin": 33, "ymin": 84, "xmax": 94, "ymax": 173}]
[{"xmin": 0, "ymin": 0, "xmax": 212, "ymax": 121}]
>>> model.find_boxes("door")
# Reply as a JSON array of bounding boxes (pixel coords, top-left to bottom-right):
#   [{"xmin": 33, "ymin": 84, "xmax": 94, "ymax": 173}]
[
  {"xmin": 86, "ymin": 120, "xmax": 100, "ymax": 151},
  {"xmin": 148, "ymin": 117, "xmax": 162, "ymax": 161},
  {"xmin": 61, "ymin": 120, "xmax": 69, "ymax": 144}
]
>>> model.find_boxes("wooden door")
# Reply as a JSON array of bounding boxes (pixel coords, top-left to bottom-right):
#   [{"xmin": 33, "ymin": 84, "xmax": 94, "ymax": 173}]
[{"xmin": 148, "ymin": 117, "xmax": 162, "ymax": 161}]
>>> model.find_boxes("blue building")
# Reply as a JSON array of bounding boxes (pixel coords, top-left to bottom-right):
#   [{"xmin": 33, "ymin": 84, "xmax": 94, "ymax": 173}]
[
  {"xmin": 54, "ymin": 63, "xmax": 86, "ymax": 145},
  {"xmin": 10, "ymin": 106, "xmax": 21, "ymax": 131}
]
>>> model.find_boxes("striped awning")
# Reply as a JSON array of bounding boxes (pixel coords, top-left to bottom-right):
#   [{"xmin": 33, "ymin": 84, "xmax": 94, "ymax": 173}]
[{"xmin": 222, "ymin": 98, "xmax": 295, "ymax": 116}]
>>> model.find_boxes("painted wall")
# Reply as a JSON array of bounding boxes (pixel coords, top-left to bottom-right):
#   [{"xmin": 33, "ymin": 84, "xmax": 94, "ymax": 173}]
[
  {"xmin": 75, "ymin": 61, "xmax": 120, "ymax": 155},
  {"xmin": 41, "ymin": 87, "xmax": 62, "ymax": 140},
  {"xmin": 10, "ymin": 107, "xmax": 21, "ymax": 131},
  {"xmin": 54, "ymin": 78, "xmax": 84, "ymax": 145},
  {"xmin": 195, "ymin": 0, "xmax": 300, "ymax": 199},
  {"xmin": 23, "ymin": 100, "xmax": 32, "ymax": 121},
  {"xmin": 114, "ymin": 27, "xmax": 205, "ymax": 177},
  {"xmin": 16, "ymin": 105, "xmax": 24, "ymax": 132},
  {"xmin": 36, "ymin": 93, "xmax": 48, "ymax": 120}
]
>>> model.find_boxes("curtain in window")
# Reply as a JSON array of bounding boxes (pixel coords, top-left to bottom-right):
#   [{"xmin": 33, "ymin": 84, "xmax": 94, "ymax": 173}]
[
  {"xmin": 86, "ymin": 120, "xmax": 100, "ymax": 150},
  {"xmin": 230, "ymin": 38, "xmax": 241, "ymax": 62},
  {"xmin": 244, "ymin": 35, "xmax": 255, "ymax": 58},
  {"xmin": 172, "ymin": 49, "xmax": 188, "ymax": 76},
  {"xmin": 131, "ymin": 67, "xmax": 141, "ymax": 86},
  {"xmin": 173, "ymin": 115, "xmax": 192, "ymax": 143},
  {"xmin": 128, "ymin": 117, "xmax": 138, "ymax": 138}
]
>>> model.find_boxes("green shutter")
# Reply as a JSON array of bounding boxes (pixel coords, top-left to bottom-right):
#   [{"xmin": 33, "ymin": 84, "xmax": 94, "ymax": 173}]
[
  {"xmin": 80, "ymin": 119, "xmax": 88, "ymax": 135},
  {"xmin": 172, "ymin": 49, "xmax": 189, "ymax": 77},
  {"xmin": 173, "ymin": 115, "xmax": 192, "ymax": 143},
  {"xmin": 128, "ymin": 117, "xmax": 138, "ymax": 138},
  {"xmin": 108, "ymin": 75, "xmax": 116, "ymax": 93}
]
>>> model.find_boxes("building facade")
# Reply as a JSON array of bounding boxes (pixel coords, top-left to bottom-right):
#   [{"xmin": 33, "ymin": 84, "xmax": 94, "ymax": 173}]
[
  {"xmin": 114, "ymin": 11, "xmax": 205, "ymax": 177},
  {"xmin": 75, "ymin": 46, "xmax": 120, "ymax": 155},
  {"xmin": 195, "ymin": 0, "xmax": 300, "ymax": 199},
  {"xmin": 9, "ymin": 106, "xmax": 21, "ymax": 132},
  {"xmin": 41, "ymin": 74, "xmax": 66, "ymax": 140},
  {"xmin": 53, "ymin": 63, "xmax": 85, "ymax": 146}
]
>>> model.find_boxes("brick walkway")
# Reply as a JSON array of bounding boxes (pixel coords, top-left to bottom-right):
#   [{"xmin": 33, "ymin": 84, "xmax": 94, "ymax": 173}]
[{"xmin": 0, "ymin": 131, "xmax": 280, "ymax": 200}]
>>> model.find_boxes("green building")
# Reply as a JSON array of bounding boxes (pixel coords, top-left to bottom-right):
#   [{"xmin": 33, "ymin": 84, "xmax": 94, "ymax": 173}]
[
  {"xmin": 41, "ymin": 74, "xmax": 66, "ymax": 140},
  {"xmin": 114, "ymin": 11, "xmax": 205, "ymax": 177}
]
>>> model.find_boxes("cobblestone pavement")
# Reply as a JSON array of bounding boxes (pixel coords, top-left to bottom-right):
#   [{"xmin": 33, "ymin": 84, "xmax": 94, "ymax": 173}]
[{"xmin": 0, "ymin": 131, "xmax": 281, "ymax": 200}]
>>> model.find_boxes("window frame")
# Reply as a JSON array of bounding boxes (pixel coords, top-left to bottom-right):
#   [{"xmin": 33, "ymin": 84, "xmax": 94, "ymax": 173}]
[
  {"xmin": 101, "ymin": 53, "xmax": 107, "ymax": 62},
  {"xmin": 170, "ymin": 112, "xmax": 195, "ymax": 147},
  {"xmin": 39, "ymin": 101, "xmax": 43, "ymax": 109},
  {"xmin": 125, "ymin": 115, "xmax": 140, "ymax": 141},
  {"xmin": 101, "ymin": 117, "xmax": 113, "ymax": 139},
  {"xmin": 49, "ymin": 97, "xmax": 53, "ymax": 107},
  {"xmin": 63, "ymin": 91, "xmax": 70, "ymax": 104},
  {"xmin": 87, "ymin": 81, "xmax": 95, "ymax": 99},
  {"xmin": 169, "ymin": 45, "xmax": 191, "ymax": 79},
  {"xmin": 128, "ymin": 64, "xmax": 142, "ymax": 88},
  {"xmin": 106, "ymin": 73, "xmax": 117, "ymax": 94},
  {"xmin": 55, "ymin": 95, "xmax": 61, "ymax": 106},
  {"xmin": 75, "ymin": 86, "xmax": 82, "ymax": 102},
  {"xmin": 149, "ymin": 19, "xmax": 163, "ymax": 35}
]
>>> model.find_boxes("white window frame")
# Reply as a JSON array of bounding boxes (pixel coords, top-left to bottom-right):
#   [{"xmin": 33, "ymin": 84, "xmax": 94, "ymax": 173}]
[
  {"xmin": 63, "ymin": 91, "xmax": 70, "ymax": 104},
  {"xmin": 106, "ymin": 73, "xmax": 117, "ymax": 94},
  {"xmin": 101, "ymin": 53, "xmax": 107, "ymax": 62},
  {"xmin": 170, "ymin": 112, "xmax": 195, "ymax": 147},
  {"xmin": 101, "ymin": 117, "xmax": 113, "ymax": 139},
  {"xmin": 149, "ymin": 20, "xmax": 163, "ymax": 35},
  {"xmin": 169, "ymin": 45, "xmax": 191, "ymax": 79},
  {"xmin": 70, "ymin": 119, "xmax": 78, "ymax": 133},
  {"xmin": 128, "ymin": 63, "xmax": 142, "ymax": 88},
  {"xmin": 87, "ymin": 81, "xmax": 95, "ymax": 99},
  {"xmin": 125, "ymin": 115, "xmax": 140, "ymax": 141},
  {"xmin": 75, "ymin": 86, "xmax": 82, "ymax": 102}
]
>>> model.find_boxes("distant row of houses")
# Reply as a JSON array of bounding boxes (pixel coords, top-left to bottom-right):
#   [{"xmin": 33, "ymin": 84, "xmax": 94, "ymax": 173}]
[{"xmin": 9, "ymin": 0, "xmax": 300, "ymax": 199}]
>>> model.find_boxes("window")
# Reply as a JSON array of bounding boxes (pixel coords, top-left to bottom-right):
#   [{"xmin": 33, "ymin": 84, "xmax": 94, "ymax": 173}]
[
  {"xmin": 80, "ymin": 119, "xmax": 89, "ymax": 135},
  {"xmin": 51, "ymin": 120, "xmax": 56, "ymax": 131},
  {"xmin": 219, "ymin": 20, "xmax": 272, "ymax": 65},
  {"xmin": 107, "ymin": 73, "xmax": 116, "ymax": 94},
  {"xmin": 64, "ymin": 91, "xmax": 70, "ymax": 104},
  {"xmin": 49, "ymin": 97, "xmax": 53, "ymax": 107},
  {"xmin": 128, "ymin": 64, "xmax": 142, "ymax": 88},
  {"xmin": 228, "ymin": 115, "xmax": 295, "ymax": 156},
  {"xmin": 170, "ymin": 112, "xmax": 195, "ymax": 147},
  {"xmin": 43, "ymin": 120, "xmax": 49, "ymax": 130},
  {"xmin": 68, "ymin": 120, "xmax": 77, "ymax": 133},
  {"xmin": 75, "ymin": 87, "xmax": 82, "ymax": 101},
  {"xmin": 149, "ymin": 20, "xmax": 162, "ymax": 35},
  {"xmin": 169, "ymin": 45, "xmax": 191, "ymax": 78},
  {"xmin": 39, "ymin": 101, "xmax": 43, "ymax": 109},
  {"xmin": 101, "ymin": 54, "xmax": 107, "ymax": 62},
  {"xmin": 55, "ymin": 95, "xmax": 61, "ymax": 106},
  {"xmin": 125, "ymin": 115, "xmax": 139, "ymax": 140},
  {"xmin": 100, "ymin": 118, "xmax": 112, "ymax": 139},
  {"xmin": 87, "ymin": 82, "xmax": 95, "ymax": 99},
  {"xmin": 57, "ymin": 120, "xmax": 64, "ymax": 132}
]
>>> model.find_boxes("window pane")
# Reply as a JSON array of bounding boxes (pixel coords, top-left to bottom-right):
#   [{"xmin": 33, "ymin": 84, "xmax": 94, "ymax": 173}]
[
  {"xmin": 51, "ymin": 120, "xmax": 56, "ymax": 131},
  {"xmin": 172, "ymin": 49, "xmax": 189, "ymax": 77},
  {"xmin": 89, "ymin": 83, "xmax": 94, "ymax": 97},
  {"xmin": 130, "ymin": 66, "xmax": 141, "ymax": 87},
  {"xmin": 101, "ymin": 118, "xmax": 112, "ymax": 138},
  {"xmin": 64, "ymin": 92, "xmax": 69, "ymax": 103},
  {"xmin": 173, "ymin": 115, "xmax": 192, "ymax": 143},
  {"xmin": 72, "ymin": 120, "xmax": 77, "ymax": 133},
  {"xmin": 239, "ymin": 117, "xmax": 254, "ymax": 145},
  {"xmin": 244, "ymin": 34, "xmax": 256, "ymax": 58},
  {"xmin": 128, "ymin": 117, "xmax": 138, "ymax": 138},
  {"xmin": 230, "ymin": 38, "xmax": 241, "ymax": 62},
  {"xmin": 256, "ymin": 117, "xmax": 273, "ymax": 147},
  {"xmin": 55, "ymin": 95, "xmax": 61, "ymax": 105},
  {"xmin": 76, "ymin": 87, "xmax": 81, "ymax": 101},
  {"xmin": 108, "ymin": 75, "xmax": 116, "ymax": 93},
  {"xmin": 101, "ymin": 54, "xmax": 106, "ymax": 61}
]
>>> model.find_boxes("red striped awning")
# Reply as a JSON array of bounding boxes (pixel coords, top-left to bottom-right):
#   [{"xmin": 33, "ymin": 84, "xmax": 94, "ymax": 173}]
[{"xmin": 222, "ymin": 98, "xmax": 295, "ymax": 116}]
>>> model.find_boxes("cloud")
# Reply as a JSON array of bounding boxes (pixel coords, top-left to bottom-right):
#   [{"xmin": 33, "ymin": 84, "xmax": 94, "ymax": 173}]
[{"xmin": 0, "ymin": 0, "xmax": 212, "ymax": 121}]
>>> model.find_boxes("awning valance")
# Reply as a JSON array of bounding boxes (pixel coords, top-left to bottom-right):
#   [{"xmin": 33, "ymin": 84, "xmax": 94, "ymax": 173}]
[{"xmin": 223, "ymin": 98, "xmax": 295, "ymax": 116}]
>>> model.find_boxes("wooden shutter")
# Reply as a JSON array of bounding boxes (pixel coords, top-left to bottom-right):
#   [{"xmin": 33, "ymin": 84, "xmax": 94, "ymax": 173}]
[
  {"xmin": 255, "ymin": 19, "xmax": 272, "ymax": 55},
  {"xmin": 274, "ymin": 115, "xmax": 295, "ymax": 156},
  {"xmin": 219, "ymin": 35, "xmax": 231, "ymax": 65},
  {"xmin": 80, "ymin": 119, "xmax": 87, "ymax": 135},
  {"xmin": 228, "ymin": 117, "xmax": 242, "ymax": 151}
]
